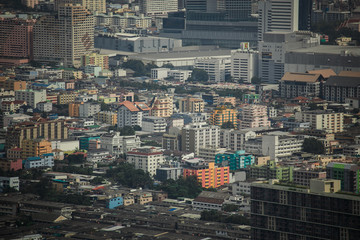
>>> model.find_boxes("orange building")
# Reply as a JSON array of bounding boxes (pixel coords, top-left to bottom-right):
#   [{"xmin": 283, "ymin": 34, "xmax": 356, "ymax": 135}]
[
  {"xmin": 21, "ymin": 139, "xmax": 52, "ymax": 159},
  {"xmin": 69, "ymin": 103, "xmax": 81, "ymax": 117},
  {"xmin": 209, "ymin": 106, "xmax": 238, "ymax": 128},
  {"xmin": 0, "ymin": 79, "xmax": 27, "ymax": 91},
  {"xmin": 183, "ymin": 162, "xmax": 229, "ymax": 188}
]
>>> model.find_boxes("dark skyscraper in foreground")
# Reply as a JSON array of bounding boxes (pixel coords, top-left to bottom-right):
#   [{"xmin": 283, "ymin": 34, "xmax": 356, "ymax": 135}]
[
  {"xmin": 251, "ymin": 179, "xmax": 360, "ymax": 240},
  {"xmin": 299, "ymin": 0, "xmax": 313, "ymax": 30}
]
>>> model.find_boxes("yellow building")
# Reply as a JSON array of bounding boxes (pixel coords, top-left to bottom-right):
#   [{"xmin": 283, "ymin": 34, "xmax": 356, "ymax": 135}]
[
  {"xmin": 209, "ymin": 106, "xmax": 238, "ymax": 128},
  {"xmin": 149, "ymin": 95, "xmax": 173, "ymax": 117},
  {"xmin": 179, "ymin": 96, "xmax": 205, "ymax": 113},
  {"xmin": 95, "ymin": 111, "xmax": 117, "ymax": 126},
  {"xmin": 58, "ymin": 93, "xmax": 78, "ymax": 105},
  {"xmin": 69, "ymin": 103, "xmax": 81, "ymax": 117},
  {"xmin": 21, "ymin": 139, "xmax": 52, "ymax": 159},
  {"xmin": 81, "ymin": 52, "xmax": 109, "ymax": 69}
]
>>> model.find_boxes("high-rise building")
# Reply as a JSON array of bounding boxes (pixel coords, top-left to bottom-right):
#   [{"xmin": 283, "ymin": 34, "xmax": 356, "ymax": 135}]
[
  {"xmin": 280, "ymin": 72, "xmax": 324, "ymax": 98},
  {"xmin": 231, "ymin": 48, "xmax": 259, "ymax": 83},
  {"xmin": 181, "ymin": 122, "xmax": 220, "ymax": 155},
  {"xmin": 258, "ymin": 32, "xmax": 320, "ymax": 83},
  {"xmin": 209, "ymin": 106, "xmax": 238, "ymax": 128},
  {"xmin": 15, "ymin": 89, "xmax": 46, "ymax": 108},
  {"xmin": 81, "ymin": 52, "xmax": 109, "ymax": 69},
  {"xmin": 55, "ymin": 0, "xmax": 106, "ymax": 13},
  {"xmin": 298, "ymin": 0, "xmax": 312, "ymax": 30},
  {"xmin": 21, "ymin": 0, "xmax": 39, "ymax": 8},
  {"xmin": 21, "ymin": 139, "xmax": 52, "ymax": 159},
  {"xmin": 258, "ymin": 0, "xmax": 299, "ymax": 41},
  {"xmin": 251, "ymin": 179, "xmax": 360, "ymax": 240},
  {"xmin": 0, "ymin": 17, "xmax": 36, "ymax": 66},
  {"xmin": 33, "ymin": 4, "xmax": 94, "ymax": 67},
  {"xmin": 295, "ymin": 110, "xmax": 344, "ymax": 133},
  {"xmin": 6, "ymin": 119, "xmax": 69, "ymax": 149},
  {"xmin": 127, "ymin": 147, "xmax": 165, "ymax": 176},
  {"xmin": 95, "ymin": 111, "xmax": 117, "ymax": 126},
  {"xmin": 239, "ymin": 104, "xmax": 270, "ymax": 129},
  {"xmin": 149, "ymin": 95, "xmax": 173, "ymax": 118},
  {"xmin": 185, "ymin": 0, "xmax": 207, "ymax": 12},
  {"xmin": 249, "ymin": 160, "xmax": 294, "ymax": 182},
  {"xmin": 101, "ymin": 132, "xmax": 141, "ymax": 158},
  {"xmin": 326, "ymin": 162, "xmax": 360, "ymax": 194},
  {"xmin": 215, "ymin": 150, "xmax": 254, "ymax": 171},
  {"xmin": 195, "ymin": 57, "xmax": 231, "ymax": 82},
  {"xmin": 117, "ymin": 101, "xmax": 150, "ymax": 128},
  {"xmin": 224, "ymin": 0, "xmax": 252, "ymax": 20},
  {"xmin": 139, "ymin": 0, "xmax": 178, "ymax": 15},
  {"xmin": 183, "ymin": 162, "xmax": 229, "ymax": 188},
  {"xmin": 179, "ymin": 96, "xmax": 205, "ymax": 113}
]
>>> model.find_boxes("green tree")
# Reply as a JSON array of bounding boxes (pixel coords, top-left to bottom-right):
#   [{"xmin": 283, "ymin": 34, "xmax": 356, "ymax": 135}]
[
  {"xmin": 106, "ymin": 162, "xmax": 153, "ymax": 188},
  {"xmin": 222, "ymin": 204, "xmax": 239, "ymax": 212},
  {"xmin": 122, "ymin": 60, "xmax": 146, "ymax": 76},
  {"xmin": 67, "ymin": 154, "xmax": 86, "ymax": 164},
  {"xmin": 188, "ymin": 68, "xmax": 209, "ymax": 82},
  {"xmin": 133, "ymin": 125, "xmax": 142, "ymax": 131},
  {"xmin": 221, "ymin": 121, "xmax": 235, "ymax": 129},
  {"xmin": 251, "ymin": 76, "xmax": 261, "ymax": 84},
  {"xmin": 120, "ymin": 126, "xmax": 135, "ymax": 136},
  {"xmin": 157, "ymin": 176, "xmax": 203, "ymax": 199},
  {"xmin": 90, "ymin": 176, "xmax": 105, "ymax": 185},
  {"xmin": 145, "ymin": 63, "xmax": 158, "ymax": 73},
  {"xmin": 142, "ymin": 140, "xmax": 161, "ymax": 147},
  {"xmin": 302, "ymin": 137, "xmax": 325, "ymax": 154},
  {"xmin": 162, "ymin": 63, "xmax": 175, "ymax": 69},
  {"xmin": 100, "ymin": 102, "xmax": 111, "ymax": 111}
]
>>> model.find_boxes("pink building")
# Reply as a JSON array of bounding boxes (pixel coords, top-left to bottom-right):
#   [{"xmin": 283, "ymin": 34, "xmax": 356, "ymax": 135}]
[
  {"xmin": 0, "ymin": 159, "xmax": 23, "ymax": 172},
  {"xmin": 0, "ymin": 17, "xmax": 36, "ymax": 66},
  {"xmin": 239, "ymin": 104, "xmax": 271, "ymax": 129}
]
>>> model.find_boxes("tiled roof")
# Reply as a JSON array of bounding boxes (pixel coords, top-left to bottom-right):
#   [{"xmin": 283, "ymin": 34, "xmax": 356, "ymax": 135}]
[
  {"xmin": 281, "ymin": 72, "xmax": 322, "ymax": 83},
  {"xmin": 307, "ymin": 69, "xmax": 336, "ymax": 79},
  {"xmin": 338, "ymin": 71, "xmax": 360, "ymax": 77},
  {"xmin": 119, "ymin": 101, "xmax": 139, "ymax": 112},
  {"xmin": 325, "ymin": 76, "xmax": 360, "ymax": 87}
]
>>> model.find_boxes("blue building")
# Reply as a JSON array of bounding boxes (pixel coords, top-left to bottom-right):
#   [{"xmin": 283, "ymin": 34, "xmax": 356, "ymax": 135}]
[
  {"xmin": 79, "ymin": 136, "xmax": 100, "ymax": 150},
  {"xmin": 215, "ymin": 150, "xmax": 254, "ymax": 171},
  {"xmin": 24, "ymin": 153, "xmax": 54, "ymax": 169},
  {"xmin": 106, "ymin": 196, "xmax": 123, "ymax": 209}
]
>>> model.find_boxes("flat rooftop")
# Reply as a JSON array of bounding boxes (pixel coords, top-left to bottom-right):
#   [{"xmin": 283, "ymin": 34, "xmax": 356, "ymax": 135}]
[
  {"xmin": 131, "ymin": 49, "xmax": 232, "ymax": 60},
  {"xmin": 288, "ymin": 45, "xmax": 360, "ymax": 56}
]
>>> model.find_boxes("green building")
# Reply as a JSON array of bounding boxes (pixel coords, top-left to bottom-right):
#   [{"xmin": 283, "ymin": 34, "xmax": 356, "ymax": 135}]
[
  {"xmin": 326, "ymin": 162, "xmax": 360, "ymax": 193},
  {"xmin": 79, "ymin": 136, "xmax": 100, "ymax": 150},
  {"xmin": 248, "ymin": 160, "xmax": 293, "ymax": 182},
  {"xmin": 215, "ymin": 150, "xmax": 254, "ymax": 171}
]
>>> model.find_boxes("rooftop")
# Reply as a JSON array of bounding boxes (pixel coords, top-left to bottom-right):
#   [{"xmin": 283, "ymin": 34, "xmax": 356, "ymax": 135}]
[
  {"xmin": 281, "ymin": 72, "xmax": 322, "ymax": 83},
  {"xmin": 288, "ymin": 45, "xmax": 360, "ymax": 56}
]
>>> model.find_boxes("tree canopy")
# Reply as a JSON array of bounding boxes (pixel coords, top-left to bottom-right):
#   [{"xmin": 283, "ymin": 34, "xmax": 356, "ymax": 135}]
[
  {"xmin": 188, "ymin": 68, "xmax": 209, "ymax": 82},
  {"xmin": 105, "ymin": 162, "xmax": 153, "ymax": 188},
  {"xmin": 302, "ymin": 137, "xmax": 325, "ymax": 154},
  {"xmin": 156, "ymin": 176, "xmax": 203, "ymax": 199},
  {"xmin": 122, "ymin": 60, "xmax": 146, "ymax": 76}
]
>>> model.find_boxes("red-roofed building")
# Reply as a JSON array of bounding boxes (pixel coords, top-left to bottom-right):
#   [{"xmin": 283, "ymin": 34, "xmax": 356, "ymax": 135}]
[
  {"xmin": 117, "ymin": 101, "xmax": 150, "ymax": 128},
  {"xmin": 1, "ymin": 100, "xmax": 26, "ymax": 112}
]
